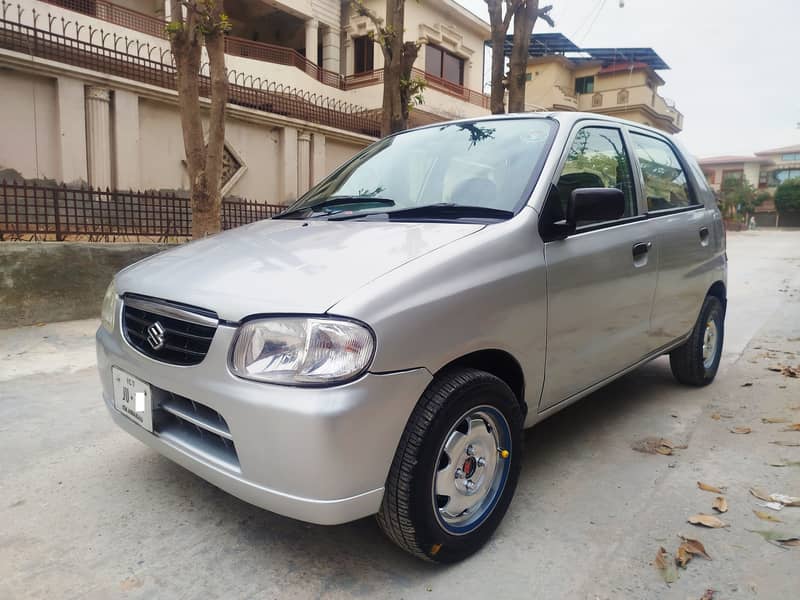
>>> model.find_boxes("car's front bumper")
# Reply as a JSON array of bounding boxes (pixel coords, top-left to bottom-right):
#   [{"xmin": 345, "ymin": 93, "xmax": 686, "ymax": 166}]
[{"xmin": 96, "ymin": 319, "xmax": 432, "ymax": 525}]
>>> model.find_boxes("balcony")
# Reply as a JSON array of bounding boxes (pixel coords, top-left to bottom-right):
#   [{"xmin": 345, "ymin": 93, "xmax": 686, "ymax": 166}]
[
  {"xmin": 36, "ymin": 0, "xmax": 490, "ymax": 112},
  {"xmin": 577, "ymin": 85, "xmax": 683, "ymax": 132}
]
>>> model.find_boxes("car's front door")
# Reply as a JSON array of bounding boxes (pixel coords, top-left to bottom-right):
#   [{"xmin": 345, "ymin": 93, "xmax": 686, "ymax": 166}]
[{"xmin": 539, "ymin": 124, "xmax": 659, "ymax": 410}]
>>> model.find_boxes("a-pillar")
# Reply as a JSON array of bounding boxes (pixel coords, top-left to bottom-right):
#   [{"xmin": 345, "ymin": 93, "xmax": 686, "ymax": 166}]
[
  {"xmin": 297, "ymin": 131, "xmax": 312, "ymax": 195},
  {"xmin": 304, "ymin": 18, "xmax": 319, "ymax": 72},
  {"xmin": 85, "ymin": 86, "xmax": 112, "ymax": 190}
]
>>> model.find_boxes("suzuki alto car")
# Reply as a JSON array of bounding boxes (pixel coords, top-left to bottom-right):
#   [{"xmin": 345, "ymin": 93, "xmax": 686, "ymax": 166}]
[{"xmin": 96, "ymin": 113, "xmax": 726, "ymax": 563}]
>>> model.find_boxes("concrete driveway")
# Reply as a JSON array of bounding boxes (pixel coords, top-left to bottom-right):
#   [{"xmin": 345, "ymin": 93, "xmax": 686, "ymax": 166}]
[{"xmin": 1, "ymin": 231, "xmax": 799, "ymax": 599}]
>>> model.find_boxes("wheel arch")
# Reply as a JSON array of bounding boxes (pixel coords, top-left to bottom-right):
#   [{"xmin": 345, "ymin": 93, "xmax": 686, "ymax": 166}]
[
  {"xmin": 434, "ymin": 349, "xmax": 527, "ymax": 419},
  {"xmin": 707, "ymin": 280, "xmax": 727, "ymax": 311}
]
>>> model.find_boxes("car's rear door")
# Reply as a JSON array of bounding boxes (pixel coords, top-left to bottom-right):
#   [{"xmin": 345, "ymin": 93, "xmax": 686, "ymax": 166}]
[
  {"xmin": 539, "ymin": 122, "xmax": 659, "ymax": 410},
  {"xmin": 627, "ymin": 129, "xmax": 715, "ymax": 347}
]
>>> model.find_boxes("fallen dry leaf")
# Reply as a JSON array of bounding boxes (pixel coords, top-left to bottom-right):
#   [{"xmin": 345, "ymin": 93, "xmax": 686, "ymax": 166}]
[
  {"xmin": 769, "ymin": 460, "xmax": 800, "ymax": 468},
  {"xmin": 769, "ymin": 365, "xmax": 800, "ymax": 378},
  {"xmin": 679, "ymin": 535, "xmax": 711, "ymax": 560},
  {"xmin": 730, "ymin": 426, "xmax": 752, "ymax": 434},
  {"xmin": 750, "ymin": 487, "xmax": 771, "ymax": 502},
  {"xmin": 770, "ymin": 494, "xmax": 800, "ymax": 507},
  {"xmin": 741, "ymin": 382, "xmax": 753, "ymax": 387},
  {"xmin": 654, "ymin": 546, "xmax": 679, "ymax": 583},
  {"xmin": 700, "ymin": 590, "xmax": 717, "ymax": 600},
  {"xmin": 688, "ymin": 514, "xmax": 729, "ymax": 528},
  {"xmin": 697, "ymin": 481, "xmax": 725, "ymax": 494},
  {"xmin": 770, "ymin": 440, "xmax": 800, "ymax": 447},
  {"xmin": 762, "ymin": 417, "xmax": 789, "ymax": 424},
  {"xmin": 633, "ymin": 437, "xmax": 685, "ymax": 455},
  {"xmin": 753, "ymin": 510, "xmax": 783, "ymax": 523},
  {"xmin": 749, "ymin": 529, "xmax": 800, "ymax": 548},
  {"xmin": 675, "ymin": 544, "xmax": 692, "ymax": 568},
  {"xmin": 782, "ymin": 423, "xmax": 800, "ymax": 432},
  {"xmin": 710, "ymin": 412, "xmax": 733, "ymax": 420},
  {"xmin": 712, "ymin": 496, "xmax": 728, "ymax": 513}
]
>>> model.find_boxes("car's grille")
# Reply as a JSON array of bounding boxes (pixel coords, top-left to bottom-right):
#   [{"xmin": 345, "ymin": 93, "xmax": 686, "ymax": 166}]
[
  {"xmin": 122, "ymin": 296, "xmax": 217, "ymax": 366},
  {"xmin": 154, "ymin": 393, "xmax": 240, "ymax": 473}
]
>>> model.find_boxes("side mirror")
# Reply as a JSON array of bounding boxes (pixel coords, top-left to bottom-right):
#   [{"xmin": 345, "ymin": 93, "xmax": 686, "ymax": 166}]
[{"xmin": 568, "ymin": 188, "xmax": 626, "ymax": 224}]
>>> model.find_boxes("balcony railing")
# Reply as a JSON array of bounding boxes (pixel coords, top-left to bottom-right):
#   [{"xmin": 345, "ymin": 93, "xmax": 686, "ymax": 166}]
[
  {"xmin": 42, "ymin": 0, "xmax": 347, "ymax": 88},
  {"xmin": 0, "ymin": 14, "xmax": 381, "ymax": 136},
  {"xmin": 39, "ymin": 0, "xmax": 490, "ymax": 108},
  {"xmin": 344, "ymin": 68, "xmax": 489, "ymax": 109}
]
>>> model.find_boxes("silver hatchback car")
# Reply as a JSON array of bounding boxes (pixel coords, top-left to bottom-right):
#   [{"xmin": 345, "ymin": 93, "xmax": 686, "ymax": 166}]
[{"xmin": 96, "ymin": 112, "xmax": 726, "ymax": 563}]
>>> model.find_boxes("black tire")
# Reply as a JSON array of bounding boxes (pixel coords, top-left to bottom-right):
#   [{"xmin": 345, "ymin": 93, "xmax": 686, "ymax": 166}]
[
  {"xmin": 669, "ymin": 295, "xmax": 725, "ymax": 386},
  {"xmin": 376, "ymin": 367, "xmax": 524, "ymax": 563}
]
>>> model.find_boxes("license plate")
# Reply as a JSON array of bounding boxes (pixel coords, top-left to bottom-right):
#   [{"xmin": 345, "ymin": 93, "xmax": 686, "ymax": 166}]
[{"xmin": 112, "ymin": 367, "xmax": 153, "ymax": 432}]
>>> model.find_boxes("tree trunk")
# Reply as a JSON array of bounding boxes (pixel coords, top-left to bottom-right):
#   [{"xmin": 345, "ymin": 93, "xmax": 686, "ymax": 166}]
[
  {"xmin": 507, "ymin": 1, "xmax": 539, "ymax": 113},
  {"xmin": 399, "ymin": 41, "xmax": 419, "ymax": 124},
  {"xmin": 486, "ymin": 0, "xmax": 508, "ymax": 114},
  {"xmin": 380, "ymin": 0, "xmax": 407, "ymax": 136},
  {"xmin": 169, "ymin": 1, "xmax": 228, "ymax": 239}
]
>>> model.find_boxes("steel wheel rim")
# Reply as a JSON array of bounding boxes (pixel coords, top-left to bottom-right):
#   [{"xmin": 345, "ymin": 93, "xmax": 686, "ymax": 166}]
[
  {"xmin": 431, "ymin": 405, "xmax": 512, "ymax": 535},
  {"xmin": 702, "ymin": 318, "xmax": 718, "ymax": 369}
]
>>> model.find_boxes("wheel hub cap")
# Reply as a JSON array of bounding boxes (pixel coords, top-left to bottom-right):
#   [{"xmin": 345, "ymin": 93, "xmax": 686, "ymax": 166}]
[
  {"xmin": 702, "ymin": 318, "xmax": 718, "ymax": 369},
  {"xmin": 432, "ymin": 407, "xmax": 511, "ymax": 534}
]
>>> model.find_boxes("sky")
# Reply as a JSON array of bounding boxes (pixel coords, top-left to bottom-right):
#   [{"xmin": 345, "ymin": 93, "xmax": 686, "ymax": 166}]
[{"xmin": 454, "ymin": 0, "xmax": 800, "ymax": 158}]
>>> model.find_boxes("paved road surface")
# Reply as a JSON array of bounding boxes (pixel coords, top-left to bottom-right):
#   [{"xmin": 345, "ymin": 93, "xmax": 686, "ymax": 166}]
[{"xmin": 1, "ymin": 231, "xmax": 799, "ymax": 599}]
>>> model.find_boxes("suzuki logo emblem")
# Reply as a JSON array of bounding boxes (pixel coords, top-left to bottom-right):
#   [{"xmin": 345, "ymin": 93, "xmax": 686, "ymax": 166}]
[{"xmin": 146, "ymin": 321, "xmax": 166, "ymax": 351}]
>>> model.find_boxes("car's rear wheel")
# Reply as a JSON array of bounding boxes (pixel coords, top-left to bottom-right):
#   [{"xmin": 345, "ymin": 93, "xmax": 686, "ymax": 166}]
[
  {"xmin": 670, "ymin": 295, "xmax": 725, "ymax": 386},
  {"xmin": 376, "ymin": 368, "xmax": 523, "ymax": 563}
]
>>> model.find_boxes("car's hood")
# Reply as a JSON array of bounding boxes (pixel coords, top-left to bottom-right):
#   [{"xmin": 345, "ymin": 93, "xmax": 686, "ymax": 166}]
[{"xmin": 115, "ymin": 219, "xmax": 484, "ymax": 322}]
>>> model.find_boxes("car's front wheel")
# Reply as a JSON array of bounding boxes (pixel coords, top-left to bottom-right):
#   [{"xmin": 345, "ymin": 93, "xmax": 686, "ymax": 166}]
[
  {"xmin": 669, "ymin": 295, "xmax": 725, "ymax": 386},
  {"xmin": 376, "ymin": 368, "xmax": 523, "ymax": 563}
]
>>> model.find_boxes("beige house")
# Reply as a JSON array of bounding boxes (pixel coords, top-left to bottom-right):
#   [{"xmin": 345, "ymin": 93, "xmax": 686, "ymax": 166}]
[
  {"xmin": 0, "ymin": 0, "xmax": 490, "ymax": 205},
  {"xmin": 698, "ymin": 146, "xmax": 800, "ymax": 226},
  {"xmin": 518, "ymin": 33, "xmax": 683, "ymax": 134}
]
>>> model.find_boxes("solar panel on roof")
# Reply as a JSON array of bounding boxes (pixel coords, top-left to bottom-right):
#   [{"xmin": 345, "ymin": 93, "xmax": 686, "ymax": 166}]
[{"xmin": 493, "ymin": 33, "xmax": 670, "ymax": 70}]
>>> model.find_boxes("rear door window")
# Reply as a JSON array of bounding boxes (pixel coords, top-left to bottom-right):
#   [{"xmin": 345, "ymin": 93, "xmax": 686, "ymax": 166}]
[{"xmin": 630, "ymin": 133, "xmax": 698, "ymax": 211}]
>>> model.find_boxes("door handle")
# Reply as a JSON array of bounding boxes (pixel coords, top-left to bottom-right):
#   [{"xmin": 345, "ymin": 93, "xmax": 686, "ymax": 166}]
[
  {"xmin": 632, "ymin": 241, "xmax": 652, "ymax": 259},
  {"xmin": 699, "ymin": 226, "xmax": 710, "ymax": 246}
]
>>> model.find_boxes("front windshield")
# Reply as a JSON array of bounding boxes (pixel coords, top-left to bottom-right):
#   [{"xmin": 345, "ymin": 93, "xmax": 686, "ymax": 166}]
[{"xmin": 282, "ymin": 118, "xmax": 556, "ymax": 219}]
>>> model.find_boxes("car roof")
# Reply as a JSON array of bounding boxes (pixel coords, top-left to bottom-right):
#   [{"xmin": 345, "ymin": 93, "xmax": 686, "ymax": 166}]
[{"xmin": 412, "ymin": 111, "xmax": 672, "ymax": 140}]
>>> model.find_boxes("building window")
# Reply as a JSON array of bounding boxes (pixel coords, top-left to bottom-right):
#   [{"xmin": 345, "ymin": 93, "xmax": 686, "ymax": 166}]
[
  {"xmin": 781, "ymin": 152, "xmax": 800, "ymax": 161},
  {"xmin": 704, "ymin": 171, "xmax": 716, "ymax": 184},
  {"xmin": 575, "ymin": 76, "xmax": 594, "ymax": 94},
  {"xmin": 525, "ymin": 72, "xmax": 532, "ymax": 81},
  {"xmin": 775, "ymin": 168, "xmax": 800, "ymax": 183},
  {"xmin": 353, "ymin": 36, "xmax": 374, "ymax": 74},
  {"xmin": 426, "ymin": 44, "xmax": 464, "ymax": 86},
  {"xmin": 722, "ymin": 170, "xmax": 744, "ymax": 182}
]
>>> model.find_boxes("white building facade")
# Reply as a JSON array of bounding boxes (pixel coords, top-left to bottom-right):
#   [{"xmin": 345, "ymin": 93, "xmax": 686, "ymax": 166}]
[{"xmin": 0, "ymin": 0, "xmax": 490, "ymax": 205}]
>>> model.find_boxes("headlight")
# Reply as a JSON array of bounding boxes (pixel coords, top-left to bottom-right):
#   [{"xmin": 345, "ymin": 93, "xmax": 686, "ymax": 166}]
[
  {"xmin": 100, "ymin": 280, "xmax": 118, "ymax": 332},
  {"xmin": 231, "ymin": 317, "xmax": 375, "ymax": 385}
]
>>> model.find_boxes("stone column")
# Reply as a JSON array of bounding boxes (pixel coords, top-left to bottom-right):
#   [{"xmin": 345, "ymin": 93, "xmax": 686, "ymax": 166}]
[
  {"xmin": 56, "ymin": 77, "xmax": 87, "ymax": 184},
  {"xmin": 297, "ymin": 131, "xmax": 312, "ymax": 195},
  {"xmin": 279, "ymin": 127, "xmax": 298, "ymax": 204},
  {"xmin": 85, "ymin": 86, "xmax": 112, "ymax": 189},
  {"xmin": 112, "ymin": 89, "xmax": 140, "ymax": 191},
  {"xmin": 311, "ymin": 133, "xmax": 326, "ymax": 186},
  {"xmin": 321, "ymin": 28, "xmax": 340, "ymax": 74},
  {"xmin": 304, "ymin": 18, "xmax": 319, "ymax": 67}
]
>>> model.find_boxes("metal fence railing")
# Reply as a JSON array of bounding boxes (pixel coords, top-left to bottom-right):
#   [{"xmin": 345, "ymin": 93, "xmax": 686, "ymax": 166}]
[
  {"xmin": 0, "ymin": 180, "xmax": 284, "ymax": 242},
  {"xmin": 0, "ymin": 8, "xmax": 381, "ymax": 136}
]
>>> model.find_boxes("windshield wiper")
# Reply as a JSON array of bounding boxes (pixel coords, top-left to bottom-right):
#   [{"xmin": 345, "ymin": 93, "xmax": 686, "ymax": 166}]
[
  {"xmin": 274, "ymin": 196, "xmax": 395, "ymax": 219},
  {"xmin": 329, "ymin": 203, "xmax": 513, "ymax": 221}
]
